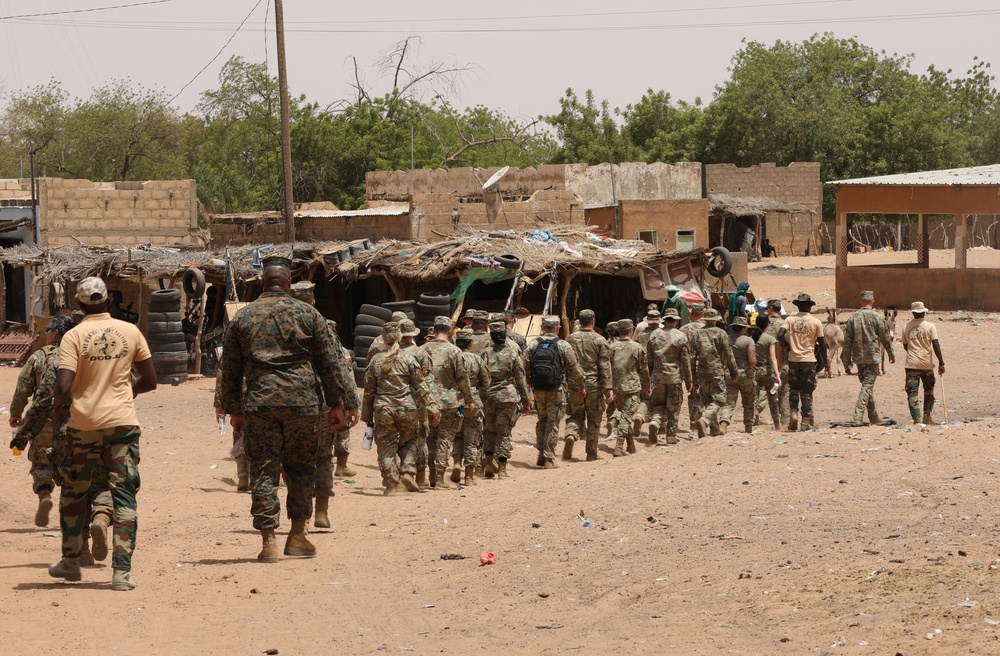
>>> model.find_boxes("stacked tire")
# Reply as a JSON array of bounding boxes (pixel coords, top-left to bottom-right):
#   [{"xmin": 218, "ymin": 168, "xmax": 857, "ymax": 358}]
[
  {"xmin": 147, "ymin": 288, "xmax": 188, "ymax": 384},
  {"xmin": 415, "ymin": 292, "xmax": 451, "ymax": 343},
  {"xmin": 352, "ymin": 304, "xmax": 391, "ymax": 386}
]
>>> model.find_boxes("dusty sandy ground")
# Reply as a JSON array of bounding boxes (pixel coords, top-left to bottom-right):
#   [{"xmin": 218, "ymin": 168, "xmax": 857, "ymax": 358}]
[{"xmin": 2, "ymin": 251, "xmax": 1000, "ymax": 655}]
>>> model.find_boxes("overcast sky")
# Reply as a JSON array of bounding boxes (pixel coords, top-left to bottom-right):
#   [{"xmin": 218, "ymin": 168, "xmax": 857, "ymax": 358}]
[{"xmin": 1, "ymin": 0, "xmax": 999, "ymax": 123}]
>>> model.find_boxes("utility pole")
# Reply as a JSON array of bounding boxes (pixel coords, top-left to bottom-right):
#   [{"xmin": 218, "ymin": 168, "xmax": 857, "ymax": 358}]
[{"xmin": 274, "ymin": 0, "xmax": 295, "ymax": 242}]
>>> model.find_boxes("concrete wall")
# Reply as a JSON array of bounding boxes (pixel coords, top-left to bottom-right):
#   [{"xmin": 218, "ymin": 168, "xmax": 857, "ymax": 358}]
[
  {"xmin": 410, "ymin": 189, "xmax": 584, "ymax": 240},
  {"xmin": 619, "ymin": 199, "xmax": 709, "ymax": 251},
  {"xmin": 565, "ymin": 162, "xmax": 703, "ymax": 205},
  {"xmin": 367, "ymin": 165, "xmax": 569, "ymax": 202},
  {"xmin": 837, "ymin": 265, "xmax": 1000, "ymax": 312},
  {"xmin": 0, "ymin": 179, "xmax": 32, "ymax": 203},
  {"xmin": 36, "ymin": 178, "xmax": 200, "ymax": 248}
]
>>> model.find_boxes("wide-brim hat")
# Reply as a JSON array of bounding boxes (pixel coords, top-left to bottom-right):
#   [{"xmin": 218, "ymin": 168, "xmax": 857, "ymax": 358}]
[
  {"xmin": 792, "ymin": 292, "xmax": 815, "ymax": 306},
  {"xmin": 910, "ymin": 301, "xmax": 930, "ymax": 313},
  {"xmin": 730, "ymin": 316, "xmax": 749, "ymax": 327},
  {"xmin": 703, "ymin": 308, "xmax": 721, "ymax": 321},
  {"xmin": 398, "ymin": 319, "xmax": 421, "ymax": 337}
]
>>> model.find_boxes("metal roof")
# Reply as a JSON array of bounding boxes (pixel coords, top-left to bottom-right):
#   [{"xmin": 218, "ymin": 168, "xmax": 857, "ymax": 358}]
[{"xmin": 828, "ymin": 164, "xmax": 1000, "ymax": 186}]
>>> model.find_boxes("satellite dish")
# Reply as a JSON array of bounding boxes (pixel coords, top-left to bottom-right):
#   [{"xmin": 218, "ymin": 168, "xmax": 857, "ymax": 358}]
[{"xmin": 482, "ymin": 166, "xmax": 510, "ymax": 191}]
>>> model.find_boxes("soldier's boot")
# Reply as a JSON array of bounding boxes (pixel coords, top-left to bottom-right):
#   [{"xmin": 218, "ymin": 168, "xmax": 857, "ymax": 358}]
[
  {"xmin": 435, "ymin": 468, "xmax": 453, "ymax": 489},
  {"xmin": 536, "ymin": 451, "xmax": 546, "ymax": 467},
  {"xmin": 450, "ymin": 456, "xmax": 462, "ymax": 484},
  {"xmin": 235, "ymin": 455, "xmax": 250, "ymax": 492},
  {"xmin": 90, "ymin": 511, "xmax": 112, "ymax": 562},
  {"xmin": 695, "ymin": 418, "xmax": 709, "ymax": 439},
  {"xmin": 383, "ymin": 484, "xmax": 402, "ymax": 496},
  {"xmin": 543, "ymin": 458, "xmax": 557, "ymax": 469},
  {"xmin": 314, "ymin": 496, "xmax": 331, "ymax": 529},
  {"xmin": 801, "ymin": 415, "xmax": 814, "ymax": 431},
  {"xmin": 718, "ymin": 420, "xmax": 730, "ymax": 435},
  {"xmin": 35, "ymin": 490, "xmax": 53, "ymax": 527},
  {"xmin": 665, "ymin": 432, "xmax": 679, "ymax": 445},
  {"xmin": 464, "ymin": 466, "xmax": 477, "ymax": 486},
  {"xmin": 787, "ymin": 412, "xmax": 799, "ymax": 432},
  {"xmin": 334, "ymin": 454, "xmax": 356, "ymax": 478},
  {"xmin": 498, "ymin": 459, "xmax": 510, "ymax": 478},
  {"xmin": 744, "ymin": 422, "xmax": 754, "ymax": 434},
  {"xmin": 401, "ymin": 473, "xmax": 423, "ymax": 493},
  {"xmin": 648, "ymin": 423, "xmax": 659, "ymax": 445},
  {"xmin": 632, "ymin": 418, "xmax": 643, "ymax": 439},
  {"xmin": 111, "ymin": 569, "xmax": 136, "ymax": 591},
  {"xmin": 258, "ymin": 529, "xmax": 280, "ymax": 563},
  {"xmin": 284, "ymin": 518, "xmax": 317, "ymax": 558},
  {"xmin": 561, "ymin": 437, "xmax": 575, "ymax": 461},
  {"xmin": 415, "ymin": 468, "xmax": 429, "ymax": 490},
  {"xmin": 625, "ymin": 433, "xmax": 637, "ymax": 454},
  {"xmin": 79, "ymin": 534, "xmax": 95, "ymax": 567},
  {"xmin": 922, "ymin": 412, "xmax": 936, "ymax": 426},
  {"xmin": 484, "ymin": 453, "xmax": 498, "ymax": 478},
  {"xmin": 48, "ymin": 558, "xmax": 82, "ymax": 581}
]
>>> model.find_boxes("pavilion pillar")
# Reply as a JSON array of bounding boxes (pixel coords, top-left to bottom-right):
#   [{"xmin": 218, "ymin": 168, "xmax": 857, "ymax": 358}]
[
  {"xmin": 835, "ymin": 211, "xmax": 848, "ymax": 268},
  {"xmin": 955, "ymin": 214, "xmax": 968, "ymax": 269},
  {"xmin": 916, "ymin": 214, "xmax": 929, "ymax": 268}
]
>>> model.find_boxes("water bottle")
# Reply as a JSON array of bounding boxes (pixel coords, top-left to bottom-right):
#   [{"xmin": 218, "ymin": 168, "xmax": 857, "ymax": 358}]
[
  {"xmin": 362, "ymin": 421, "xmax": 375, "ymax": 450},
  {"xmin": 770, "ymin": 382, "xmax": 780, "ymax": 395},
  {"xmin": 218, "ymin": 415, "xmax": 226, "ymax": 435},
  {"xmin": 11, "ymin": 428, "xmax": 20, "ymax": 456}
]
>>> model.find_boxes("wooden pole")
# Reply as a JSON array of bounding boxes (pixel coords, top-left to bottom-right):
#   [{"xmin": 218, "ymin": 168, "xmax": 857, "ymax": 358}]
[
  {"xmin": 194, "ymin": 292, "xmax": 207, "ymax": 376},
  {"xmin": 0, "ymin": 259, "xmax": 6, "ymax": 333},
  {"xmin": 274, "ymin": 0, "xmax": 295, "ymax": 242}
]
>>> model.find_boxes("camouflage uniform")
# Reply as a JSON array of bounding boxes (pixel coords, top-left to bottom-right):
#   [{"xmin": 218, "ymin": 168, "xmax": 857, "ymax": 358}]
[
  {"xmin": 753, "ymin": 331, "xmax": 782, "ymax": 428},
  {"xmin": 361, "ymin": 347, "xmax": 440, "ymax": 488},
  {"xmin": 679, "ymin": 319, "xmax": 706, "ymax": 427},
  {"xmin": 691, "ymin": 319, "xmax": 738, "ymax": 435},
  {"xmin": 841, "ymin": 307, "xmax": 893, "ymax": 423},
  {"xmin": 609, "ymin": 330, "xmax": 649, "ymax": 455},
  {"xmin": 760, "ymin": 317, "xmax": 790, "ymax": 426},
  {"xmin": 220, "ymin": 291, "xmax": 356, "ymax": 530},
  {"xmin": 481, "ymin": 340, "xmax": 530, "ymax": 465},
  {"xmin": 506, "ymin": 328, "xmax": 527, "ymax": 353},
  {"xmin": 631, "ymin": 318, "xmax": 661, "ymax": 428},
  {"xmin": 565, "ymin": 326, "xmax": 612, "ymax": 459},
  {"xmin": 420, "ymin": 338, "xmax": 474, "ymax": 477},
  {"xmin": 215, "ymin": 371, "xmax": 248, "ymax": 486},
  {"xmin": 524, "ymin": 333, "xmax": 584, "ymax": 464},
  {"xmin": 455, "ymin": 350, "xmax": 490, "ymax": 468},
  {"xmin": 646, "ymin": 325, "xmax": 692, "ymax": 440},
  {"xmin": 314, "ymin": 344, "xmax": 360, "ymax": 497},
  {"xmin": 720, "ymin": 329, "xmax": 757, "ymax": 431},
  {"xmin": 468, "ymin": 331, "xmax": 492, "ymax": 355},
  {"xmin": 10, "ymin": 344, "xmax": 60, "ymax": 493},
  {"xmin": 401, "ymin": 340, "xmax": 435, "ymax": 480}
]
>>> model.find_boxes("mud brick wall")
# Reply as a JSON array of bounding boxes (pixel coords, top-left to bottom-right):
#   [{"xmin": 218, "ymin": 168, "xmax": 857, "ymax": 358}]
[
  {"xmin": 409, "ymin": 189, "xmax": 585, "ymax": 240},
  {"xmin": 619, "ymin": 199, "xmax": 709, "ymax": 250}
]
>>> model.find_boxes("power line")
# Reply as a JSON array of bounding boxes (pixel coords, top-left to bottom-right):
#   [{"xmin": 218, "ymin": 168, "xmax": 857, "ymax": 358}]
[
  {"xmin": 0, "ymin": 0, "xmax": 173, "ymax": 21},
  {"xmin": 167, "ymin": 0, "xmax": 265, "ymax": 105}
]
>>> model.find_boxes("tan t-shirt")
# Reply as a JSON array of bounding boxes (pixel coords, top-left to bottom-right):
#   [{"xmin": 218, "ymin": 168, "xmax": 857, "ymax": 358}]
[
  {"xmin": 780, "ymin": 312, "xmax": 824, "ymax": 363},
  {"xmin": 901, "ymin": 317, "xmax": 938, "ymax": 370},
  {"xmin": 59, "ymin": 313, "xmax": 152, "ymax": 431}
]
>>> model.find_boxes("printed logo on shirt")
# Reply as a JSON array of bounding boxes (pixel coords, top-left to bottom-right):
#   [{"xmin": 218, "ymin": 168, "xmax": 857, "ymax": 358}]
[{"xmin": 81, "ymin": 328, "xmax": 131, "ymax": 362}]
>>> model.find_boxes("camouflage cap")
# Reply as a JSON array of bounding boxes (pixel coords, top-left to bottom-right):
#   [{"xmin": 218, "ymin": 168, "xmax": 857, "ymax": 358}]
[
  {"xmin": 768, "ymin": 299, "xmax": 783, "ymax": 311},
  {"xmin": 489, "ymin": 312, "xmax": 507, "ymax": 322},
  {"xmin": 463, "ymin": 309, "xmax": 477, "ymax": 319},
  {"xmin": 703, "ymin": 308, "xmax": 722, "ymax": 321},
  {"xmin": 578, "ymin": 309, "xmax": 596, "ymax": 320},
  {"xmin": 860, "ymin": 290, "xmax": 874, "ymax": 301},
  {"xmin": 398, "ymin": 318, "xmax": 421, "ymax": 337},
  {"xmin": 289, "ymin": 280, "xmax": 315, "ymax": 301},
  {"xmin": 730, "ymin": 315, "xmax": 749, "ymax": 327},
  {"xmin": 390, "ymin": 311, "xmax": 408, "ymax": 322},
  {"xmin": 473, "ymin": 310, "xmax": 490, "ymax": 321},
  {"xmin": 502, "ymin": 310, "xmax": 515, "ymax": 321},
  {"xmin": 662, "ymin": 308, "xmax": 680, "ymax": 321},
  {"xmin": 645, "ymin": 309, "xmax": 661, "ymax": 322},
  {"xmin": 489, "ymin": 321, "xmax": 506, "ymax": 332},
  {"xmin": 688, "ymin": 303, "xmax": 705, "ymax": 314},
  {"xmin": 541, "ymin": 315, "xmax": 560, "ymax": 328},
  {"xmin": 456, "ymin": 327, "xmax": 475, "ymax": 341},
  {"xmin": 605, "ymin": 320, "xmax": 619, "ymax": 331},
  {"xmin": 262, "ymin": 255, "xmax": 292, "ymax": 270},
  {"xmin": 617, "ymin": 318, "xmax": 634, "ymax": 332},
  {"xmin": 47, "ymin": 314, "xmax": 75, "ymax": 335},
  {"xmin": 382, "ymin": 321, "xmax": 401, "ymax": 340},
  {"xmin": 77, "ymin": 277, "xmax": 108, "ymax": 305},
  {"xmin": 433, "ymin": 315, "xmax": 453, "ymax": 329}
]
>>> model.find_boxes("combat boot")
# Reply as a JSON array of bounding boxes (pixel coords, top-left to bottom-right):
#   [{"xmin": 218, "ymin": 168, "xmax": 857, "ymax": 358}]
[
  {"xmin": 665, "ymin": 433, "xmax": 679, "ymax": 445},
  {"xmin": 284, "ymin": 518, "xmax": 317, "ymax": 557},
  {"xmin": 90, "ymin": 513, "xmax": 111, "ymax": 562},
  {"xmin": 450, "ymin": 456, "xmax": 462, "ymax": 484},
  {"xmin": 35, "ymin": 491, "xmax": 53, "ymax": 527},
  {"xmin": 401, "ymin": 473, "xmax": 422, "ymax": 492},
  {"xmin": 648, "ymin": 423, "xmax": 659, "ymax": 445},
  {"xmin": 922, "ymin": 413, "xmax": 936, "ymax": 425},
  {"xmin": 613, "ymin": 434, "xmax": 628, "ymax": 457},
  {"xmin": 787, "ymin": 412, "xmax": 799, "ymax": 431},
  {"xmin": 484, "ymin": 454, "xmax": 498, "ymax": 478},
  {"xmin": 625, "ymin": 433, "xmax": 637, "ymax": 454},
  {"xmin": 632, "ymin": 418, "xmax": 643, "ymax": 439},
  {"xmin": 718, "ymin": 420, "xmax": 730, "ymax": 435},
  {"xmin": 334, "ymin": 454, "xmax": 356, "ymax": 478},
  {"xmin": 561, "ymin": 437, "xmax": 575, "ymax": 461},
  {"xmin": 111, "ymin": 569, "xmax": 136, "ymax": 591},
  {"xmin": 235, "ymin": 454, "xmax": 250, "ymax": 492},
  {"xmin": 497, "ymin": 459, "xmax": 509, "ymax": 478},
  {"xmin": 49, "ymin": 558, "xmax": 82, "ymax": 581},
  {"xmin": 695, "ymin": 418, "xmax": 709, "ymax": 438},
  {"xmin": 435, "ymin": 468, "xmax": 453, "ymax": 489},
  {"xmin": 801, "ymin": 415, "xmax": 814, "ymax": 431},
  {"xmin": 79, "ymin": 539, "xmax": 95, "ymax": 567},
  {"xmin": 464, "ymin": 466, "xmax": 477, "ymax": 486},
  {"xmin": 543, "ymin": 457, "xmax": 557, "ymax": 469},
  {"xmin": 258, "ymin": 529, "xmax": 279, "ymax": 563},
  {"xmin": 314, "ymin": 496, "xmax": 331, "ymax": 529},
  {"xmin": 383, "ymin": 484, "xmax": 402, "ymax": 496},
  {"xmin": 744, "ymin": 422, "xmax": 754, "ymax": 434},
  {"xmin": 415, "ymin": 468, "xmax": 429, "ymax": 490}
]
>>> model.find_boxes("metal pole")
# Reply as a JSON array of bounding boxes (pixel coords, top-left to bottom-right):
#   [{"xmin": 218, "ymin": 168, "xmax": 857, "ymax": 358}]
[
  {"xmin": 274, "ymin": 0, "xmax": 295, "ymax": 242},
  {"xmin": 410, "ymin": 123, "xmax": 415, "ymax": 169},
  {"xmin": 29, "ymin": 151, "xmax": 38, "ymax": 246}
]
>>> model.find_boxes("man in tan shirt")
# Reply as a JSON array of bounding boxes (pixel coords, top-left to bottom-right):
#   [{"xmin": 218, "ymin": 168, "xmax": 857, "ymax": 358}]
[
  {"xmin": 776, "ymin": 293, "xmax": 825, "ymax": 431},
  {"xmin": 49, "ymin": 277, "xmax": 158, "ymax": 591},
  {"xmin": 900, "ymin": 301, "xmax": 945, "ymax": 425}
]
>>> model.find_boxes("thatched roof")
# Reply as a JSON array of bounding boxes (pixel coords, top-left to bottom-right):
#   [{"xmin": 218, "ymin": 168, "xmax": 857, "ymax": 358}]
[{"xmin": 708, "ymin": 193, "xmax": 815, "ymax": 218}]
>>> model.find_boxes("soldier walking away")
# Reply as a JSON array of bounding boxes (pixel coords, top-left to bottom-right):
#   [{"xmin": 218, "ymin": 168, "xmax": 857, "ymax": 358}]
[
  {"xmin": 468, "ymin": 311, "xmax": 492, "ymax": 354},
  {"xmin": 680, "ymin": 304, "xmax": 707, "ymax": 435},
  {"xmin": 720, "ymin": 316, "xmax": 757, "ymax": 434},
  {"xmin": 757, "ymin": 300, "xmax": 789, "ymax": 428},
  {"xmin": 9, "ymin": 315, "xmax": 74, "ymax": 527},
  {"xmin": 603, "ymin": 320, "xmax": 621, "ymax": 431},
  {"xmin": 525, "ymin": 316, "xmax": 584, "ymax": 469},
  {"xmin": 221, "ymin": 257, "xmax": 358, "ymax": 563},
  {"xmin": 564, "ymin": 309, "xmax": 613, "ymax": 461},
  {"xmin": 503, "ymin": 311, "xmax": 527, "ymax": 353},
  {"xmin": 362, "ymin": 322, "xmax": 441, "ymax": 495},
  {"xmin": 752, "ymin": 314, "xmax": 783, "ymax": 430},
  {"xmin": 215, "ymin": 372, "xmax": 249, "ymax": 492},
  {"xmin": 632, "ymin": 309, "xmax": 661, "ymax": 436},
  {"xmin": 645, "ymin": 309, "xmax": 692, "ymax": 444},
  {"xmin": 399, "ymin": 319, "xmax": 436, "ymax": 489},
  {"xmin": 49, "ymin": 277, "xmax": 158, "ymax": 591},
  {"xmin": 481, "ymin": 321, "xmax": 531, "ymax": 478},
  {"xmin": 609, "ymin": 320, "xmax": 648, "ymax": 456},
  {"xmin": 420, "ymin": 316, "xmax": 475, "ymax": 489},
  {"xmin": 900, "ymin": 301, "xmax": 945, "ymax": 425},
  {"xmin": 776, "ymin": 293, "xmax": 825, "ymax": 431},
  {"xmin": 842, "ymin": 291, "xmax": 894, "ymax": 424},
  {"xmin": 367, "ymin": 311, "xmax": 409, "ymax": 361},
  {"xmin": 695, "ymin": 308, "xmax": 739, "ymax": 436},
  {"xmin": 453, "ymin": 328, "xmax": 490, "ymax": 485}
]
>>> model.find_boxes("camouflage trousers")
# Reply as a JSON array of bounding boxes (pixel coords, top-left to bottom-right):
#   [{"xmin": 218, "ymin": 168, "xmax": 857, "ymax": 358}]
[
  {"xmin": 375, "ymin": 406, "xmax": 420, "ymax": 487},
  {"xmin": 429, "ymin": 408, "xmax": 462, "ymax": 472},
  {"xmin": 633, "ymin": 393, "xmax": 652, "ymax": 426},
  {"xmin": 787, "ymin": 362, "xmax": 818, "ymax": 419},
  {"xmin": 605, "ymin": 397, "xmax": 616, "ymax": 426},
  {"xmin": 60, "ymin": 425, "xmax": 141, "ymax": 571},
  {"xmin": 534, "ymin": 389, "xmax": 566, "ymax": 460},
  {"xmin": 334, "ymin": 427, "xmax": 351, "ymax": 456},
  {"xmin": 777, "ymin": 365, "xmax": 790, "ymax": 424},
  {"xmin": 687, "ymin": 380, "xmax": 703, "ymax": 427},
  {"xmin": 244, "ymin": 407, "xmax": 319, "ymax": 531},
  {"xmin": 904, "ymin": 368, "xmax": 936, "ymax": 422},
  {"xmin": 453, "ymin": 407, "xmax": 484, "ymax": 468},
  {"xmin": 754, "ymin": 367, "xmax": 783, "ymax": 428},
  {"xmin": 27, "ymin": 421, "xmax": 55, "ymax": 493},
  {"xmin": 853, "ymin": 363, "xmax": 881, "ymax": 423},
  {"xmin": 565, "ymin": 390, "xmax": 606, "ymax": 457},
  {"xmin": 483, "ymin": 399, "xmax": 519, "ymax": 460},
  {"xmin": 50, "ymin": 422, "xmax": 113, "ymax": 523},
  {"xmin": 650, "ymin": 381, "xmax": 685, "ymax": 437},
  {"xmin": 613, "ymin": 392, "xmax": 642, "ymax": 435},
  {"xmin": 721, "ymin": 372, "xmax": 757, "ymax": 428},
  {"xmin": 697, "ymin": 373, "xmax": 727, "ymax": 427},
  {"xmin": 313, "ymin": 414, "xmax": 335, "ymax": 499},
  {"xmin": 414, "ymin": 409, "xmax": 429, "ymax": 472}
]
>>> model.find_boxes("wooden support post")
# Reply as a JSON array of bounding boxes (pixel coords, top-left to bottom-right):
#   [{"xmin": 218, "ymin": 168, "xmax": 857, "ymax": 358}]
[
  {"xmin": 955, "ymin": 214, "xmax": 969, "ymax": 269},
  {"xmin": 835, "ymin": 211, "xmax": 848, "ymax": 268},
  {"xmin": 559, "ymin": 269, "xmax": 576, "ymax": 339},
  {"xmin": 917, "ymin": 214, "xmax": 929, "ymax": 268},
  {"xmin": 0, "ymin": 260, "xmax": 7, "ymax": 333}
]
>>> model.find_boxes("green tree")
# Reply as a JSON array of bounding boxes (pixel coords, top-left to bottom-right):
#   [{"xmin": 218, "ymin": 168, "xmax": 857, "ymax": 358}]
[
  {"xmin": 621, "ymin": 89, "xmax": 703, "ymax": 163},
  {"xmin": 544, "ymin": 89, "xmax": 633, "ymax": 164}
]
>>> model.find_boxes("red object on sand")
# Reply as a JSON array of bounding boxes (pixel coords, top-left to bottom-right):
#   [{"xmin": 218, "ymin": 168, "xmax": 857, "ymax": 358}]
[{"xmin": 479, "ymin": 552, "xmax": 497, "ymax": 565}]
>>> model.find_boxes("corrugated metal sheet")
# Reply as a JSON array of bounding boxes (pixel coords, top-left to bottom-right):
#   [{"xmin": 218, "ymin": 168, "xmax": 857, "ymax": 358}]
[{"xmin": 829, "ymin": 164, "xmax": 1000, "ymax": 186}]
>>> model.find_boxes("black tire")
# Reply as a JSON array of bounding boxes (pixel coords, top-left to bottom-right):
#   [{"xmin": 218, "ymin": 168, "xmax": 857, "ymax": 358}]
[
  {"xmin": 359, "ymin": 304, "xmax": 393, "ymax": 321},
  {"xmin": 146, "ymin": 331, "xmax": 184, "ymax": 344},
  {"xmin": 382, "ymin": 300, "xmax": 416, "ymax": 311},
  {"xmin": 354, "ymin": 325, "xmax": 383, "ymax": 338},
  {"xmin": 497, "ymin": 254, "xmax": 522, "ymax": 270},
  {"xmin": 419, "ymin": 292, "xmax": 452, "ymax": 306},
  {"xmin": 151, "ymin": 288, "xmax": 181, "ymax": 302},
  {"xmin": 182, "ymin": 267, "xmax": 207, "ymax": 298},
  {"xmin": 352, "ymin": 362, "xmax": 367, "ymax": 387},
  {"xmin": 354, "ymin": 313, "xmax": 385, "ymax": 327},
  {"xmin": 147, "ymin": 321, "xmax": 183, "ymax": 334},
  {"xmin": 147, "ymin": 301, "xmax": 180, "ymax": 314},
  {"xmin": 157, "ymin": 373, "xmax": 188, "ymax": 384},
  {"xmin": 353, "ymin": 356, "xmax": 367, "ymax": 368},
  {"xmin": 146, "ymin": 341, "xmax": 187, "ymax": 352},
  {"xmin": 154, "ymin": 366, "xmax": 188, "ymax": 378},
  {"xmin": 145, "ymin": 311, "xmax": 182, "ymax": 323},
  {"xmin": 152, "ymin": 352, "xmax": 189, "ymax": 364},
  {"xmin": 416, "ymin": 301, "xmax": 450, "ymax": 318},
  {"xmin": 354, "ymin": 335, "xmax": 375, "ymax": 349},
  {"xmin": 707, "ymin": 246, "xmax": 734, "ymax": 278}
]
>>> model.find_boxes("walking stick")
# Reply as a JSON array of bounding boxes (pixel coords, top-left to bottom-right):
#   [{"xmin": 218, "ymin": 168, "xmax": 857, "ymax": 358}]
[{"xmin": 939, "ymin": 370, "xmax": 948, "ymax": 424}]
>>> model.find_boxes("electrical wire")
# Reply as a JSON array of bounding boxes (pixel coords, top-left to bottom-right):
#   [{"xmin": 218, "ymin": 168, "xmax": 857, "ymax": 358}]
[{"xmin": 0, "ymin": 0, "xmax": 173, "ymax": 20}]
